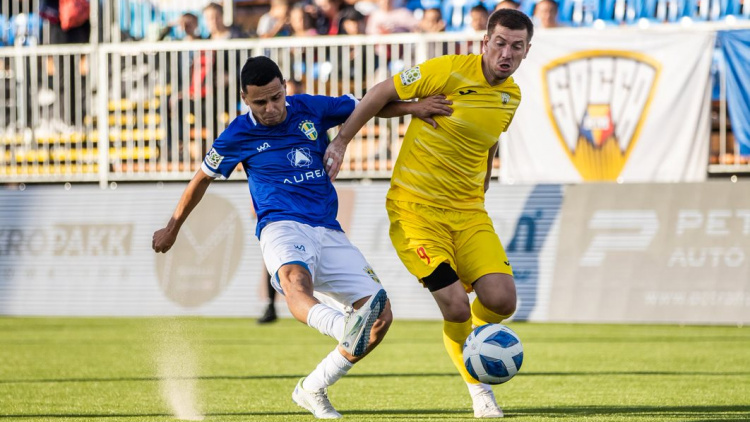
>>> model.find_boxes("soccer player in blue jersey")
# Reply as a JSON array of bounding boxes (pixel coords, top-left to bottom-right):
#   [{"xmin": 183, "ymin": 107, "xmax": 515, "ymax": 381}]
[{"xmin": 152, "ymin": 56, "xmax": 452, "ymax": 419}]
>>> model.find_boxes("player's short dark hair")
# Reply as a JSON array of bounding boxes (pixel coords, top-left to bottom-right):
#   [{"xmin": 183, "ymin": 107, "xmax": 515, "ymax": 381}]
[
  {"xmin": 487, "ymin": 8, "xmax": 534, "ymax": 41},
  {"xmin": 240, "ymin": 56, "xmax": 284, "ymax": 91}
]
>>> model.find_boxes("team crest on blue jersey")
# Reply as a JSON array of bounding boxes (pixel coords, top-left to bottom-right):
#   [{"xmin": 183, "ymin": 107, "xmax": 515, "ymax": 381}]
[
  {"xmin": 287, "ymin": 147, "xmax": 313, "ymax": 168},
  {"xmin": 298, "ymin": 120, "xmax": 318, "ymax": 141}
]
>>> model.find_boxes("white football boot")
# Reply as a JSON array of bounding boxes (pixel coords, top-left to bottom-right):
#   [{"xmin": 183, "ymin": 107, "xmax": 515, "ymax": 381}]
[
  {"xmin": 472, "ymin": 389, "xmax": 504, "ymax": 418},
  {"xmin": 292, "ymin": 378, "xmax": 342, "ymax": 419},
  {"xmin": 340, "ymin": 289, "xmax": 387, "ymax": 357}
]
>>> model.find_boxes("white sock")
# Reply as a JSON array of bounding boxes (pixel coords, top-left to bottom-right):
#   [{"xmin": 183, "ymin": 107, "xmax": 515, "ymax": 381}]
[
  {"xmin": 306, "ymin": 303, "xmax": 345, "ymax": 341},
  {"xmin": 467, "ymin": 381, "xmax": 493, "ymax": 401},
  {"xmin": 303, "ymin": 349, "xmax": 354, "ymax": 391}
]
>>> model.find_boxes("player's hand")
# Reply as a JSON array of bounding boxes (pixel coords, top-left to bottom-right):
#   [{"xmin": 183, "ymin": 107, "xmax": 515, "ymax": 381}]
[
  {"xmin": 413, "ymin": 95, "xmax": 452, "ymax": 128},
  {"xmin": 152, "ymin": 227, "xmax": 178, "ymax": 253},
  {"xmin": 324, "ymin": 136, "xmax": 347, "ymax": 181}
]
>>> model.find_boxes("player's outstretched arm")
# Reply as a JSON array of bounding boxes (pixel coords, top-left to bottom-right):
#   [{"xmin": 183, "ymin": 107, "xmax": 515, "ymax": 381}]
[
  {"xmin": 152, "ymin": 170, "xmax": 213, "ymax": 253},
  {"xmin": 376, "ymin": 95, "xmax": 453, "ymax": 129},
  {"xmin": 484, "ymin": 141, "xmax": 499, "ymax": 193},
  {"xmin": 324, "ymin": 79, "xmax": 401, "ymax": 181}
]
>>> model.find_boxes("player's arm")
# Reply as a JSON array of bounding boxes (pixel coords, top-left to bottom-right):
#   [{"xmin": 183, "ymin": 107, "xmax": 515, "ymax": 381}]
[
  {"xmin": 484, "ymin": 141, "xmax": 499, "ymax": 192},
  {"xmin": 324, "ymin": 78, "xmax": 401, "ymax": 180},
  {"xmin": 376, "ymin": 95, "xmax": 453, "ymax": 128},
  {"xmin": 152, "ymin": 170, "xmax": 214, "ymax": 253}
]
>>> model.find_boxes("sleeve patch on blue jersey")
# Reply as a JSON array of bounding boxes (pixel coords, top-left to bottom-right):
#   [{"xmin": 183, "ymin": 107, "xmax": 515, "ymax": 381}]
[
  {"xmin": 205, "ymin": 148, "xmax": 224, "ymax": 168},
  {"xmin": 400, "ymin": 66, "xmax": 422, "ymax": 86}
]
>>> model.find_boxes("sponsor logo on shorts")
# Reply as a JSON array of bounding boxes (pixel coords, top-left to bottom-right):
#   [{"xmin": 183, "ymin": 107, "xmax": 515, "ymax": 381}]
[
  {"xmin": 363, "ymin": 265, "xmax": 381, "ymax": 284},
  {"xmin": 400, "ymin": 66, "xmax": 421, "ymax": 86}
]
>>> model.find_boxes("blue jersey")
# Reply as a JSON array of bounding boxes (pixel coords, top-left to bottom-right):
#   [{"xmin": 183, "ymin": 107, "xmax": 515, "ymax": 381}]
[{"xmin": 201, "ymin": 94, "xmax": 358, "ymax": 238}]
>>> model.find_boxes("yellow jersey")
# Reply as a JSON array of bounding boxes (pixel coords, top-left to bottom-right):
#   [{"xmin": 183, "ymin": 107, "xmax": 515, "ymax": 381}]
[{"xmin": 389, "ymin": 54, "xmax": 521, "ymax": 210}]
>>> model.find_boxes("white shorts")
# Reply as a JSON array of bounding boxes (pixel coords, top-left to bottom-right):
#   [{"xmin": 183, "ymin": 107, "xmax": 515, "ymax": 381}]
[{"xmin": 259, "ymin": 220, "xmax": 384, "ymax": 307}]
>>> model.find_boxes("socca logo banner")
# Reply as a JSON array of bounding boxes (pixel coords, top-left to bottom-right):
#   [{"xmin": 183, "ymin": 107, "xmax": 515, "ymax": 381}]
[{"xmin": 542, "ymin": 51, "xmax": 660, "ymax": 181}]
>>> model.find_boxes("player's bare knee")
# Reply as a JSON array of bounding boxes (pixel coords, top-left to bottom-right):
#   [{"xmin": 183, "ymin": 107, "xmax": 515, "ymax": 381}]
[
  {"xmin": 482, "ymin": 294, "xmax": 516, "ymax": 317},
  {"xmin": 444, "ymin": 302, "xmax": 471, "ymax": 322},
  {"xmin": 495, "ymin": 299, "xmax": 516, "ymax": 317}
]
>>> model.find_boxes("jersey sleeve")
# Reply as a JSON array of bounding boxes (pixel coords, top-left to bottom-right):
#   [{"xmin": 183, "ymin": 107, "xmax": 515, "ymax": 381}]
[
  {"xmin": 393, "ymin": 55, "xmax": 453, "ymax": 100},
  {"xmin": 319, "ymin": 94, "xmax": 358, "ymax": 131},
  {"xmin": 200, "ymin": 136, "xmax": 241, "ymax": 180}
]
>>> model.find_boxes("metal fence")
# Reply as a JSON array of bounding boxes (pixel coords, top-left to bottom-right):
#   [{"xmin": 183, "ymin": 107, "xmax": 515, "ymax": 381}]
[
  {"xmin": 0, "ymin": 30, "xmax": 747, "ymax": 186},
  {"xmin": 0, "ymin": 32, "xmax": 486, "ymax": 185}
]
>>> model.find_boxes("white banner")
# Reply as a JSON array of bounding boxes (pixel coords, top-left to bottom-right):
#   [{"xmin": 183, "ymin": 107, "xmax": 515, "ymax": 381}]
[
  {"xmin": 0, "ymin": 182, "xmax": 562, "ymax": 320},
  {"xmin": 549, "ymin": 182, "xmax": 750, "ymax": 324},
  {"xmin": 501, "ymin": 28, "xmax": 715, "ymax": 183}
]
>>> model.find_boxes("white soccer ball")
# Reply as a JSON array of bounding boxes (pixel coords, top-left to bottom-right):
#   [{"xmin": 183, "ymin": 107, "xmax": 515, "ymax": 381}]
[{"xmin": 463, "ymin": 323, "xmax": 524, "ymax": 385}]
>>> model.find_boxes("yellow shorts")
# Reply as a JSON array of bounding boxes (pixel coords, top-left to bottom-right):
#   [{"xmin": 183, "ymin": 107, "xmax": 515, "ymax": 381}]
[{"xmin": 386, "ymin": 199, "xmax": 513, "ymax": 293}]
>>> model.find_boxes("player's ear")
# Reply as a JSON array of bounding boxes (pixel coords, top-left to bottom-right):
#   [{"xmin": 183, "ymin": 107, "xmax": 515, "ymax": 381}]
[{"xmin": 524, "ymin": 42, "xmax": 531, "ymax": 58}]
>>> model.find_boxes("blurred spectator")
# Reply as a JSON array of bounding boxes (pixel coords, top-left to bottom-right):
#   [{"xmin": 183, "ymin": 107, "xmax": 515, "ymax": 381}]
[
  {"xmin": 40, "ymin": 0, "xmax": 90, "ymax": 45},
  {"xmin": 312, "ymin": 0, "xmax": 351, "ymax": 35},
  {"xmin": 158, "ymin": 12, "xmax": 202, "ymax": 41},
  {"xmin": 365, "ymin": 0, "xmax": 419, "ymax": 34},
  {"xmin": 419, "ymin": 7, "xmax": 446, "ymax": 32},
  {"xmin": 290, "ymin": 2, "xmax": 319, "ymax": 36},
  {"xmin": 203, "ymin": 2, "xmax": 248, "ymax": 39},
  {"xmin": 340, "ymin": 7, "xmax": 366, "ymax": 34},
  {"xmin": 533, "ymin": 0, "xmax": 561, "ymax": 28},
  {"xmin": 468, "ymin": 3, "xmax": 489, "ymax": 31},
  {"xmin": 286, "ymin": 78, "xmax": 304, "ymax": 95},
  {"xmin": 338, "ymin": 8, "xmax": 376, "ymax": 78},
  {"xmin": 495, "ymin": 0, "xmax": 521, "ymax": 11},
  {"xmin": 257, "ymin": 0, "xmax": 292, "ymax": 38},
  {"xmin": 38, "ymin": 0, "xmax": 90, "ymax": 130}
]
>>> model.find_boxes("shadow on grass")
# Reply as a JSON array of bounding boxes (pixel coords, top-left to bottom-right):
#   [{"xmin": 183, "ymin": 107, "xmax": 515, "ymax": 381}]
[
  {"xmin": 1, "ymin": 406, "xmax": 749, "ymax": 420},
  {"xmin": 2, "ymin": 371, "xmax": 750, "ymax": 385}
]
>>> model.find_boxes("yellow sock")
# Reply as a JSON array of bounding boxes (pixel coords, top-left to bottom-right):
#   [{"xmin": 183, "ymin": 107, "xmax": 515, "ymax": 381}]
[
  {"xmin": 443, "ymin": 319, "xmax": 478, "ymax": 384},
  {"xmin": 471, "ymin": 298, "xmax": 512, "ymax": 327}
]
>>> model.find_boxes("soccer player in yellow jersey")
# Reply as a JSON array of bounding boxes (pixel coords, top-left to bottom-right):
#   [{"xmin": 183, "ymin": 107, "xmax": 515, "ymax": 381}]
[{"xmin": 324, "ymin": 9, "xmax": 533, "ymax": 419}]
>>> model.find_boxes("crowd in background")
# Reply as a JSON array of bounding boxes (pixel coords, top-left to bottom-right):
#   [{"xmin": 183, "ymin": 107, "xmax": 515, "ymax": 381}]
[{"xmin": 151, "ymin": 0, "xmax": 559, "ymax": 44}]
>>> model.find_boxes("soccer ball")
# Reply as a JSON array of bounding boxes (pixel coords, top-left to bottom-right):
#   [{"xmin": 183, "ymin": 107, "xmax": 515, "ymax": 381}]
[{"xmin": 463, "ymin": 324, "xmax": 523, "ymax": 385}]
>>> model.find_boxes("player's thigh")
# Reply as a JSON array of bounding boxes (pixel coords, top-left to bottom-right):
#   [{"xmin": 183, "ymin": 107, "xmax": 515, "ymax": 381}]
[
  {"xmin": 386, "ymin": 199, "xmax": 456, "ymax": 282},
  {"xmin": 259, "ymin": 221, "xmax": 319, "ymax": 295},
  {"xmin": 314, "ymin": 229, "xmax": 383, "ymax": 307},
  {"xmin": 454, "ymin": 212, "xmax": 513, "ymax": 288}
]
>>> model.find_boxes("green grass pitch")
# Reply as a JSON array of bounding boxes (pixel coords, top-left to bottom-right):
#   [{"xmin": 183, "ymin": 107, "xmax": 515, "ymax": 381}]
[{"xmin": 1, "ymin": 317, "xmax": 749, "ymax": 421}]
